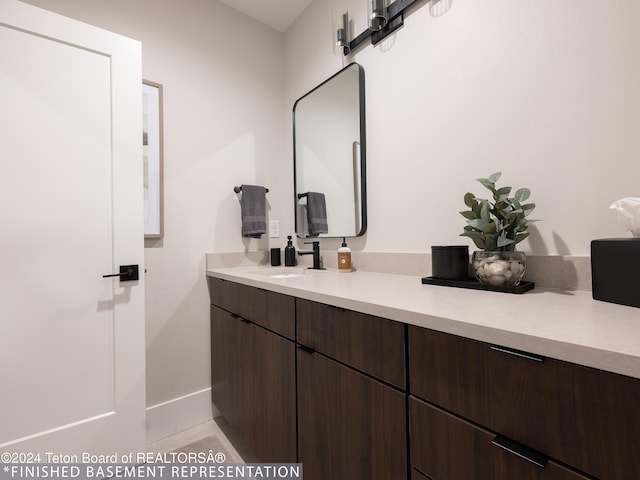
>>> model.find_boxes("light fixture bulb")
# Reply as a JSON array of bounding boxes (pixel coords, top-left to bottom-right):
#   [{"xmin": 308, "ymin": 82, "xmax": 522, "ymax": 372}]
[
  {"xmin": 368, "ymin": 0, "xmax": 388, "ymax": 31},
  {"xmin": 333, "ymin": 11, "xmax": 350, "ymax": 56}
]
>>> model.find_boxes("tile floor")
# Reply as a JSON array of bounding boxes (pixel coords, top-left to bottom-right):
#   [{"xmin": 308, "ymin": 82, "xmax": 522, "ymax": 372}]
[{"xmin": 146, "ymin": 418, "xmax": 246, "ymax": 463}]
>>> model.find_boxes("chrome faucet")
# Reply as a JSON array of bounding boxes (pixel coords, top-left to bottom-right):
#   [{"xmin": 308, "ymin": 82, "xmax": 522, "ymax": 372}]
[{"xmin": 298, "ymin": 241, "xmax": 324, "ymax": 270}]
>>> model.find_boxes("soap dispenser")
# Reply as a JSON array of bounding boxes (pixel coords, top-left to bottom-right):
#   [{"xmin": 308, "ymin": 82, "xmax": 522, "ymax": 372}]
[
  {"xmin": 285, "ymin": 235, "xmax": 296, "ymax": 266},
  {"xmin": 338, "ymin": 237, "xmax": 352, "ymax": 272}
]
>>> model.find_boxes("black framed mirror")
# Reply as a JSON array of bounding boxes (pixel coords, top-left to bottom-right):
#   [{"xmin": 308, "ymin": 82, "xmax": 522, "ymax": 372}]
[{"xmin": 293, "ymin": 63, "xmax": 367, "ymax": 238}]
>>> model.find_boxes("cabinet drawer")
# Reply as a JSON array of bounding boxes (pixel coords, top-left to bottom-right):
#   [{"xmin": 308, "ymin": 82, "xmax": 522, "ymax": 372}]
[
  {"xmin": 297, "ymin": 298, "xmax": 405, "ymax": 388},
  {"xmin": 208, "ymin": 277, "xmax": 294, "ymax": 339},
  {"xmin": 409, "ymin": 326, "xmax": 640, "ymax": 479},
  {"xmin": 410, "ymin": 397, "xmax": 590, "ymax": 480}
]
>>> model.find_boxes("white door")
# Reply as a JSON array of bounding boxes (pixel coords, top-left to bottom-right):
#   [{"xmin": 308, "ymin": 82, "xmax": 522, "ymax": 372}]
[{"xmin": 0, "ymin": 1, "xmax": 145, "ymax": 457}]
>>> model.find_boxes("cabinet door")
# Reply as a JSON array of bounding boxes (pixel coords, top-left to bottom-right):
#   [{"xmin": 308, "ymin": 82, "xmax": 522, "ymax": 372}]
[
  {"xmin": 410, "ymin": 397, "xmax": 590, "ymax": 480},
  {"xmin": 297, "ymin": 349, "xmax": 406, "ymax": 480},
  {"xmin": 409, "ymin": 326, "xmax": 640, "ymax": 479},
  {"xmin": 211, "ymin": 305, "xmax": 296, "ymax": 462},
  {"xmin": 211, "ymin": 305, "xmax": 245, "ymax": 429}
]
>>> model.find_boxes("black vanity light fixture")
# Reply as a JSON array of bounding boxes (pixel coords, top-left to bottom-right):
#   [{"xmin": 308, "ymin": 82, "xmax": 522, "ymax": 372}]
[{"xmin": 336, "ymin": 0, "xmax": 421, "ymax": 56}]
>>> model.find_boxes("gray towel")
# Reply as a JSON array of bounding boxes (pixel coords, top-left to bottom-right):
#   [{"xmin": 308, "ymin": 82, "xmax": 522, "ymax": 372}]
[
  {"xmin": 306, "ymin": 192, "xmax": 328, "ymax": 236},
  {"xmin": 240, "ymin": 184, "xmax": 267, "ymax": 238}
]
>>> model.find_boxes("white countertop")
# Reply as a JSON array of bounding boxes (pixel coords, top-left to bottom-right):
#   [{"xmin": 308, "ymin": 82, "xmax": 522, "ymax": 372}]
[{"xmin": 206, "ymin": 265, "xmax": 640, "ymax": 380}]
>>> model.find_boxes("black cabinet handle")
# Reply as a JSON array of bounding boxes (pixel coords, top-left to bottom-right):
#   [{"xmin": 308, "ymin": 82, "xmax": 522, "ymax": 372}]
[
  {"xmin": 229, "ymin": 313, "xmax": 251, "ymax": 324},
  {"xmin": 491, "ymin": 435, "xmax": 548, "ymax": 468},
  {"xmin": 490, "ymin": 345, "xmax": 545, "ymax": 362},
  {"xmin": 328, "ymin": 304, "xmax": 346, "ymax": 313},
  {"xmin": 297, "ymin": 345, "xmax": 316, "ymax": 355}
]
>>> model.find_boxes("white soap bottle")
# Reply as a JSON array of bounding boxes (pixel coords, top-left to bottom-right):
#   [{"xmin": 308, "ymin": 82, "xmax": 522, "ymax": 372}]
[{"xmin": 338, "ymin": 237, "xmax": 352, "ymax": 272}]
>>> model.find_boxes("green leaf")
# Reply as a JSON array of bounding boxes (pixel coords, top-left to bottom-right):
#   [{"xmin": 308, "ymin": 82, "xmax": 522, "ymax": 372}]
[
  {"xmin": 466, "ymin": 219, "xmax": 486, "ymax": 231},
  {"xmin": 482, "ymin": 221, "xmax": 497, "ymax": 234},
  {"xmin": 514, "ymin": 188, "xmax": 530, "ymax": 203},
  {"xmin": 513, "ymin": 232, "xmax": 530, "ymax": 244},
  {"xmin": 460, "ymin": 231, "xmax": 485, "ymax": 249},
  {"xmin": 505, "ymin": 208, "xmax": 523, "ymax": 221},
  {"xmin": 480, "ymin": 201, "xmax": 490, "ymax": 223},
  {"xmin": 497, "ymin": 236, "xmax": 516, "ymax": 248},
  {"xmin": 488, "ymin": 172, "xmax": 502, "ymax": 183},
  {"xmin": 511, "ymin": 198, "xmax": 522, "ymax": 210},
  {"xmin": 463, "ymin": 192, "xmax": 476, "ymax": 208},
  {"xmin": 495, "ymin": 186, "xmax": 511, "ymax": 202},
  {"xmin": 460, "ymin": 210, "xmax": 477, "ymax": 220},
  {"xmin": 477, "ymin": 177, "xmax": 497, "ymax": 193},
  {"xmin": 498, "ymin": 202, "xmax": 515, "ymax": 215},
  {"xmin": 521, "ymin": 203, "xmax": 536, "ymax": 216}
]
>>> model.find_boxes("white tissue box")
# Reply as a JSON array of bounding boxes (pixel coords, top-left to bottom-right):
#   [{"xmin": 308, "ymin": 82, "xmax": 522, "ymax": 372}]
[{"xmin": 591, "ymin": 238, "xmax": 640, "ymax": 308}]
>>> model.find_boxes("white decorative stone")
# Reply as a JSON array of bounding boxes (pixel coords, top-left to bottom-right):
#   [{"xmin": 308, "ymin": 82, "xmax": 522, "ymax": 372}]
[
  {"xmin": 487, "ymin": 274, "xmax": 506, "ymax": 286},
  {"xmin": 472, "ymin": 251, "xmax": 527, "ymax": 287},
  {"xmin": 486, "ymin": 260, "xmax": 509, "ymax": 276}
]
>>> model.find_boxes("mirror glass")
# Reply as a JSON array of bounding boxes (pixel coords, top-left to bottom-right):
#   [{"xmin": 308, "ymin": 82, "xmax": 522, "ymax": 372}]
[{"xmin": 293, "ymin": 62, "xmax": 366, "ymax": 238}]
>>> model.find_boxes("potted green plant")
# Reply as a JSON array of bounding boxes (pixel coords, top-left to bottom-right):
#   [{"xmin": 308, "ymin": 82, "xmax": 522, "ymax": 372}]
[{"xmin": 459, "ymin": 172, "xmax": 537, "ymax": 286}]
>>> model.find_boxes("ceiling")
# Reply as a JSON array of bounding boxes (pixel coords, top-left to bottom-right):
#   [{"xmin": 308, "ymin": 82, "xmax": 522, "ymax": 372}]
[{"xmin": 219, "ymin": 0, "xmax": 313, "ymax": 32}]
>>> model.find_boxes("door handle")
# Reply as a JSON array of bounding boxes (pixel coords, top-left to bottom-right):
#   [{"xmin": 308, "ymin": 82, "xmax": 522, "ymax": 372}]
[{"xmin": 102, "ymin": 265, "xmax": 139, "ymax": 281}]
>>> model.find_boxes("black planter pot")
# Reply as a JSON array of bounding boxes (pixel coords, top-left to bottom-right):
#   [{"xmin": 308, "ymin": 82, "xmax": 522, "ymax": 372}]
[{"xmin": 431, "ymin": 245, "xmax": 470, "ymax": 280}]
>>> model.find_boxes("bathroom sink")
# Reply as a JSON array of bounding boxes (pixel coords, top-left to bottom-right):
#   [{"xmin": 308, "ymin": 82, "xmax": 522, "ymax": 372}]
[{"xmin": 242, "ymin": 266, "xmax": 328, "ymax": 279}]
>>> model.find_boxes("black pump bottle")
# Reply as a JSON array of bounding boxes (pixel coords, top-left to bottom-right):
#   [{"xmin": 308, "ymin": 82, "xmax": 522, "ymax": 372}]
[{"xmin": 285, "ymin": 235, "xmax": 296, "ymax": 266}]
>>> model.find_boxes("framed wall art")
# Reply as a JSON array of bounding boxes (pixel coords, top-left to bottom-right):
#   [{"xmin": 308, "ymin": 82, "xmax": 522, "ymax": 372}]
[{"xmin": 143, "ymin": 79, "xmax": 164, "ymax": 238}]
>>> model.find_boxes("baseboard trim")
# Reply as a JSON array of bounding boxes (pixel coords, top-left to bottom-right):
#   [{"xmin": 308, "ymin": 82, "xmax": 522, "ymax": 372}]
[{"xmin": 146, "ymin": 388, "xmax": 219, "ymax": 444}]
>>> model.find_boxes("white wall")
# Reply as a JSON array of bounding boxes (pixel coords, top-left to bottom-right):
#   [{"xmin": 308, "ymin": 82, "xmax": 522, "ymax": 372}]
[
  {"xmin": 285, "ymin": 0, "xmax": 640, "ymax": 256},
  {"xmin": 22, "ymin": 0, "xmax": 286, "ymax": 419}
]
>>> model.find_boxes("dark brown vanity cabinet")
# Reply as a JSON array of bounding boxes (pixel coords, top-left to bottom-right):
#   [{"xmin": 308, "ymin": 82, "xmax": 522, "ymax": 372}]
[
  {"xmin": 209, "ymin": 281, "xmax": 407, "ymax": 478},
  {"xmin": 209, "ymin": 278, "xmax": 296, "ymax": 462},
  {"xmin": 409, "ymin": 326, "xmax": 640, "ymax": 480},
  {"xmin": 209, "ymin": 275, "xmax": 639, "ymax": 479},
  {"xmin": 296, "ymin": 299, "xmax": 407, "ymax": 480}
]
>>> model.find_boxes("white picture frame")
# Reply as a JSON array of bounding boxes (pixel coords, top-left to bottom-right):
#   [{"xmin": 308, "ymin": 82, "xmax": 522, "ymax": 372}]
[{"xmin": 143, "ymin": 80, "xmax": 164, "ymax": 238}]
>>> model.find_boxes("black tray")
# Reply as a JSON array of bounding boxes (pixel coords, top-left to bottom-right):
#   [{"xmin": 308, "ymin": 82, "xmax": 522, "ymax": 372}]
[{"xmin": 421, "ymin": 276, "xmax": 535, "ymax": 294}]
